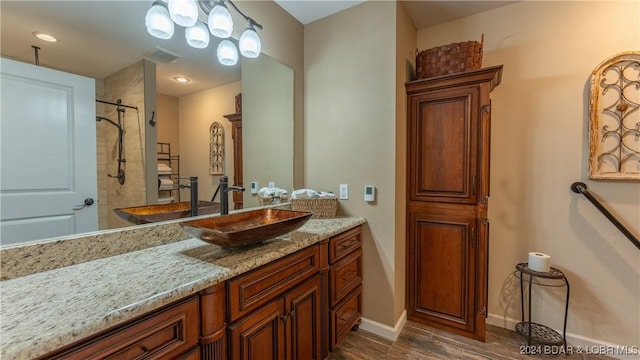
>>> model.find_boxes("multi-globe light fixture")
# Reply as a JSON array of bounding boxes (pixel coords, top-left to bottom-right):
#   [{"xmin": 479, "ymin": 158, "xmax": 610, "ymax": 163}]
[{"xmin": 145, "ymin": 0, "xmax": 262, "ymax": 66}]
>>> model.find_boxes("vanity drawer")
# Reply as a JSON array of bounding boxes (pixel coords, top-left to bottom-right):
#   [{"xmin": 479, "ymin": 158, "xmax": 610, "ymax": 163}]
[
  {"xmin": 330, "ymin": 285, "xmax": 362, "ymax": 349},
  {"xmin": 329, "ymin": 248, "xmax": 362, "ymax": 306},
  {"xmin": 228, "ymin": 245, "xmax": 320, "ymax": 322},
  {"xmin": 329, "ymin": 226, "xmax": 362, "ymax": 264},
  {"xmin": 46, "ymin": 296, "xmax": 199, "ymax": 359}
]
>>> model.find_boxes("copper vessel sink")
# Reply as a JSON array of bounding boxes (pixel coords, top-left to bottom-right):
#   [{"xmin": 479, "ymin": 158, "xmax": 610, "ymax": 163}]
[
  {"xmin": 114, "ymin": 201, "xmax": 220, "ymax": 224},
  {"xmin": 179, "ymin": 209, "xmax": 313, "ymax": 247}
]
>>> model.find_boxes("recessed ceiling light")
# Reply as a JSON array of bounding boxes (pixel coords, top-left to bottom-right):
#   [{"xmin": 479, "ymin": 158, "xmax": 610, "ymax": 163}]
[
  {"xmin": 173, "ymin": 76, "xmax": 191, "ymax": 83},
  {"xmin": 32, "ymin": 32, "xmax": 58, "ymax": 42}
]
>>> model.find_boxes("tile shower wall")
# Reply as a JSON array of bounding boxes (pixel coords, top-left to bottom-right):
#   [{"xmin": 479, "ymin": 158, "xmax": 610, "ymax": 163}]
[{"xmin": 98, "ymin": 61, "xmax": 147, "ymax": 229}]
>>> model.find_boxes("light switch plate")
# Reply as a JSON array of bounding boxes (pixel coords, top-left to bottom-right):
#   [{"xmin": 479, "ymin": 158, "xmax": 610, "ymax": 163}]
[
  {"xmin": 268, "ymin": 182, "xmax": 275, "ymax": 189},
  {"xmin": 339, "ymin": 184, "xmax": 349, "ymax": 199},
  {"xmin": 251, "ymin": 181, "xmax": 258, "ymax": 194}
]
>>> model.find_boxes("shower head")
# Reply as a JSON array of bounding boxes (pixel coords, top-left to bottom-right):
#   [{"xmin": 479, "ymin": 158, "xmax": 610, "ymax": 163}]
[{"xmin": 96, "ymin": 116, "xmax": 121, "ymax": 130}]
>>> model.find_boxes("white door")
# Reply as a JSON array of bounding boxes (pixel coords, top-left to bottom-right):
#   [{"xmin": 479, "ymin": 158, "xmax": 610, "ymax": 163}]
[{"xmin": 1, "ymin": 58, "xmax": 98, "ymax": 245}]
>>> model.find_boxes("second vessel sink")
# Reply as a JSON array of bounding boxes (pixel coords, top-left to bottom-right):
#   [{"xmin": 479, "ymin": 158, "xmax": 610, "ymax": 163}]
[
  {"xmin": 114, "ymin": 201, "xmax": 220, "ymax": 224},
  {"xmin": 180, "ymin": 208, "xmax": 313, "ymax": 247}
]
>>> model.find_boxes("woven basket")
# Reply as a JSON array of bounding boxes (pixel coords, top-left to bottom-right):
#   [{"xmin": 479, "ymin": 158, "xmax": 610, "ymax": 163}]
[
  {"xmin": 416, "ymin": 35, "xmax": 484, "ymax": 79},
  {"xmin": 290, "ymin": 198, "xmax": 338, "ymax": 219}
]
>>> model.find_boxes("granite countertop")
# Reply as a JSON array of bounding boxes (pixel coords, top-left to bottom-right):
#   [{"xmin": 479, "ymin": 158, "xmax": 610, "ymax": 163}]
[{"xmin": 0, "ymin": 217, "xmax": 365, "ymax": 359}]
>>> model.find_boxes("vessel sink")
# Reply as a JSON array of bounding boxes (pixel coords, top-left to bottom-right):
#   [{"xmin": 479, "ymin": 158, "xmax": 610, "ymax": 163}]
[
  {"xmin": 114, "ymin": 201, "xmax": 220, "ymax": 224},
  {"xmin": 179, "ymin": 209, "xmax": 313, "ymax": 247}
]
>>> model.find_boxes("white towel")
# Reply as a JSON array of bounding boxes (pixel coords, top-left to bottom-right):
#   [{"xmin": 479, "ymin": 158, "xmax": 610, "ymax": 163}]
[
  {"xmin": 291, "ymin": 189, "xmax": 335, "ymax": 199},
  {"xmin": 258, "ymin": 187, "xmax": 288, "ymax": 198},
  {"xmin": 158, "ymin": 177, "xmax": 173, "ymax": 190},
  {"xmin": 157, "ymin": 196, "xmax": 174, "ymax": 204},
  {"xmin": 291, "ymin": 189, "xmax": 317, "ymax": 199},
  {"xmin": 158, "ymin": 163, "xmax": 172, "ymax": 174}
]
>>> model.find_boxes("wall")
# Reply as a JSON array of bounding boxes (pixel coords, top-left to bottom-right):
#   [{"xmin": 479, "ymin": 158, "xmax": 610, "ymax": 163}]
[
  {"xmin": 242, "ymin": 55, "xmax": 294, "ymax": 207},
  {"xmin": 416, "ymin": 1, "xmax": 639, "ymax": 347},
  {"xmin": 239, "ymin": 1, "xmax": 305, "ymax": 189},
  {"xmin": 394, "ymin": 1, "xmax": 416, "ymax": 324},
  {"xmin": 178, "ymin": 82, "xmax": 241, "ymax": 202},
  {"xmin": 96, "ymin": 81, "xmax": 108, "ymax": 229},
  {"xmin": 100, "ymin": 60, "xmax": 149, "ymax": 229},
  {"xmin": 305, "ymin": 1, "xmax": 399, "ymax": 328},
  {"xmin": 157, "ymin": 94, "xmax": 180, "ymax": 151}
]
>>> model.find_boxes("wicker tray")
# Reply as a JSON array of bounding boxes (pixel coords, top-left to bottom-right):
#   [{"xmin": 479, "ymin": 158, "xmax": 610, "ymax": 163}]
[{"xmin": 290, "ymin": 198, "xmax": 338, "ymax": 219}]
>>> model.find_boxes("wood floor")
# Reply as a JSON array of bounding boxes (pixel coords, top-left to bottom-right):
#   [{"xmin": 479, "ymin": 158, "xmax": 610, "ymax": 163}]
[{"xmin": 330, "ymin": 321, "xmax": 614, "ymax": 360}]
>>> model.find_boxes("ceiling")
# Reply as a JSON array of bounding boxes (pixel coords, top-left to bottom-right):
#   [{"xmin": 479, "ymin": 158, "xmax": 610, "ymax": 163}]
[
  {"xmin": 274, "ymin": 1, "xmax": 515, "ymax": 27},
  {"xmin": 0, "ymin": 1, "xmax": 515, "ymax": 98}
]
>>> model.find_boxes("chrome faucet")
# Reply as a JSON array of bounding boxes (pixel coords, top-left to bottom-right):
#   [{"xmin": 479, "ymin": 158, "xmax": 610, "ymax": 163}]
[
  {"xmin": 179, "ymin": 176, "xmax": 198, "ymax": 217},
  {"xmin": 219, "ymin": 175, "xmax": 245, "ymax": 215}
]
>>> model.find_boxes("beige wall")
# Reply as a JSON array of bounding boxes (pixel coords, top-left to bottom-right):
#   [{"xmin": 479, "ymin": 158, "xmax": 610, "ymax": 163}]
[
  {"xmin": 394, "ymin": 1, "xmax": 416, "ymax": 323},
  {"xmin": 242, "ymin": 55, "xmax": 294, "ymax": 207},
  {"xmin": 100, "ymin": 60, "xmax": 148, "ymax": 229},
  {"xmin": 416, "ymin": 1, "xmax": 639, "ymax": 346},
  {"xmin": 157, "ymin": 93, "xmax": 180, "ymax": 153},
  {"xmin": 240, "ymin": 1, "xmax": 305, "ymax": 189},
  {"xmin": 178, "ymin": 82, "xmax": 241, "ymax": 202},
  {"xmin": 305, "ymin": 1, "xmax": 398, "ymax": 326}
]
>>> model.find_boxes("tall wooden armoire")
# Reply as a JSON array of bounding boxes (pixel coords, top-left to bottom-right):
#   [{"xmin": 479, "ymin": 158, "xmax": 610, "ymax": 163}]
[
  {"xmin": 405, "ymin": 66, "xmax": 503, "ymax": 341},
  {"xmin": 223, "ymin": 112, "xmax": 243, "ymax": 210}
]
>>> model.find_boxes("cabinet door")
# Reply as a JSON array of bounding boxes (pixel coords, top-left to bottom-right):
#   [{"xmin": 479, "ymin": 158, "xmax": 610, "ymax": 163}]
[
  {"xmin": 408, "ymin": 85, "xmax": 480, "ymax": 204},
  {"xmin": 285, "ymin": 276, "xmax": 322, "ymax": 360},
  {"xmin": 406, "ymin": 212, "xmax": 483, "ymax": 340},
  {"xmin": 228, "ymin": 298, "xmax": 286, "ymax": 360}
]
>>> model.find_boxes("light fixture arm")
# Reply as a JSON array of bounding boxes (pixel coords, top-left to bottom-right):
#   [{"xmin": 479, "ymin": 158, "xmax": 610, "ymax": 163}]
[
  {"xmin": 225, "ymin": 0, "xmax": 262, "ymax": 30},
  {"xmin": 197, "ymin": 0, "xmax": 262, "ymax": 30}
]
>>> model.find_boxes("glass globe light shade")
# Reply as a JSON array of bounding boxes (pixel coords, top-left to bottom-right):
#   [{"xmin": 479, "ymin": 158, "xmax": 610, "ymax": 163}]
[
  {"xmin": 185, "ymin": 21, "xmax": 210, "ymax": 49},
  {"xmin": 239, "ymin": 26, "xmax": 261, "ymax": 58},
  {"xmin": 217, "ymin": 40, "xmax": 238, "ymax": 66},
  {"xmin": 208, "ymin": 3, "xmax": 233, "ymax": 38},
  {"xmin": 168, "ymin": 0, "xmax": 199, "ymax": 27},
  {"xmin": 145, "ymin": 2, "xmax": 174, "ymax": 40}
]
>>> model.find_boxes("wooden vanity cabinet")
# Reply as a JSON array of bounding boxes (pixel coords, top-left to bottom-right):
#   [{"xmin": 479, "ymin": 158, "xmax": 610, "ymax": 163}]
[
  {"xmin": 226, "ymin": 245, "xmax": 323, "ymax": 360},
  {"xmin": 227, "ymin": 275, "xmax": 323, "ymax": 360},
  {"xmin": 328, "ymin": 227, "xmax": 363, "ymax": 350},
  {"xmin": 40, "ymin": 296, "xmax": 201, "ymax": 360},
  {"xmin": 38, "ymin": 226, "xmax": 363, "ymax": 360}
]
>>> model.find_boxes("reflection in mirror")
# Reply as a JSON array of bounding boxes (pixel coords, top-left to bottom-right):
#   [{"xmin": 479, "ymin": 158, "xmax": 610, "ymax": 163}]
[{"xmin": 0, "ymin": 1, "xmax": 295, "ymax": 245}]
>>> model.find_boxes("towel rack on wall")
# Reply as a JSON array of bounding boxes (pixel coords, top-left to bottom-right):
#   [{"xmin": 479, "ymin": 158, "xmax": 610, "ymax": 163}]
[{"xmin": 570, "ymin": 182, "xmax": 640, "ymax": 250}]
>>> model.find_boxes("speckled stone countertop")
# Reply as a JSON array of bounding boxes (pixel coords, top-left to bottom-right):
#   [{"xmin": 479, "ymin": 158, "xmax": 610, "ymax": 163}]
[{"xmin": 0, "ymin": 217, "xmax": 365, "ymax": 359}]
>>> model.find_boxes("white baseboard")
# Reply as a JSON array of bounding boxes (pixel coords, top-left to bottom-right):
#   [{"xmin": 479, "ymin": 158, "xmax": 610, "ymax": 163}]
[
  {"xmin": 487, "ymin": 313, "xmax": 639, "ymax": 360},
  {"xmin": 359, "ymin": 310, "xmax": 407, "ymax": 341}
]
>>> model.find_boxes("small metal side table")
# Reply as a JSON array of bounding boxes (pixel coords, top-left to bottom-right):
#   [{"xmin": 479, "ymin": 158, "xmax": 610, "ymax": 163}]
[{"xmin": 514, "ymin": 263, "xmax": 570, "ymax": 348}]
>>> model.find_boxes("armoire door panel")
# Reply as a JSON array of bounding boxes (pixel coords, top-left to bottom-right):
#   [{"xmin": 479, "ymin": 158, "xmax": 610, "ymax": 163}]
[
  {"xmin": 409, "ymin": 87, "xmax": 479, "ymax": 204},
  {"xmin": 407, "ymin": 213, "xmax": 477, "ymax": 333},
  {"xmin": 417, "ymin": 220, "xmax": 467, "ymax": 320}
]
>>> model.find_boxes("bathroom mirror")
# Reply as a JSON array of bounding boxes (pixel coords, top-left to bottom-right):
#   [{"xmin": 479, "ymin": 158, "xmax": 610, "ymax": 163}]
[{"xmin": 0, "ymin": 0, "xmax": 295, "ymax": 244}]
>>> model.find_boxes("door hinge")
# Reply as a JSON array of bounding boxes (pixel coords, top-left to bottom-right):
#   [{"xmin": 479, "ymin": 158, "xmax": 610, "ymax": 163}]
[{"xmin": 479, "ymin": 306, "xmax": 486, "ymax": 315}]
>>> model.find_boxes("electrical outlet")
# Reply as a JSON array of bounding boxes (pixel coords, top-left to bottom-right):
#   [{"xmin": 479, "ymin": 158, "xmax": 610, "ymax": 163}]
[{"xmin": 339, "ymin": 184, "xmax": 349, "ymax": 200}]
